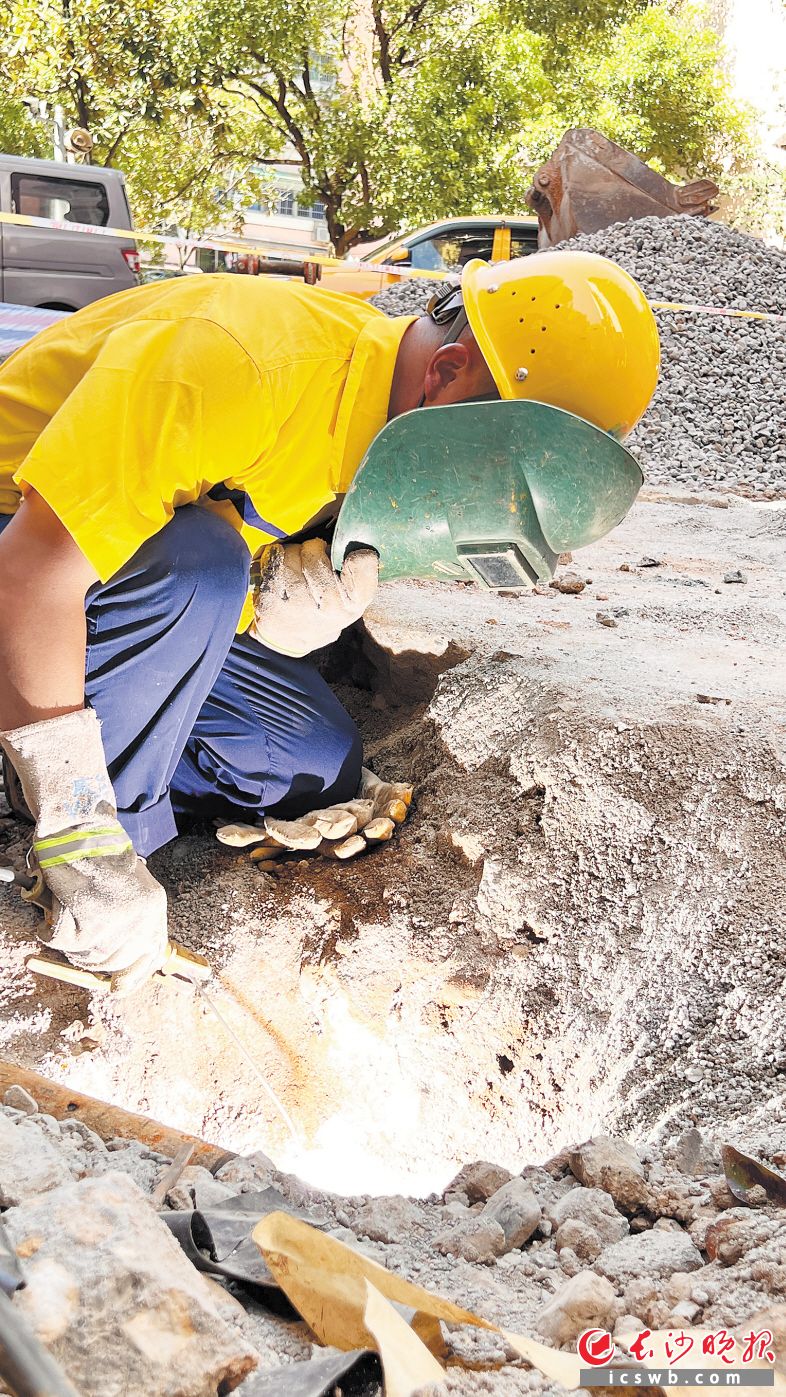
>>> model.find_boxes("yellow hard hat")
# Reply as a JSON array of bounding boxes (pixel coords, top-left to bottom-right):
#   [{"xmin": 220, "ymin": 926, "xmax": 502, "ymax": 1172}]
[{"xmin": 460, "ymin": 250, "xmax": 660, "ymax": 439}]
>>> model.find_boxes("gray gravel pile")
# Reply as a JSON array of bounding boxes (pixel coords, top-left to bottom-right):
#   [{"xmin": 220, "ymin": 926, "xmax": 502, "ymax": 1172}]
[
  {"xmin": 371, "ymin": 275, "xmax": 447, "ymax": 315},
  {"xmin": 372, "ymin": 217, "xmax": 786, "ymax": 499}
]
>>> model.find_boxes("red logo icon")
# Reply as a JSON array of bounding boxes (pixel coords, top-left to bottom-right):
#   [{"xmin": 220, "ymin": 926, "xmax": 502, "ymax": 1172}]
[{"xmin": 577, "ymin": 1329, "xmax": 616, "ymax": 1366}]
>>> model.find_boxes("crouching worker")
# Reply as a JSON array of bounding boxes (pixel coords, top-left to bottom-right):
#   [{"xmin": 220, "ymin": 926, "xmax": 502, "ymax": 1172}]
[{"xmin": 0, "ymin": 255, "xmax": 658, "ymax": 992}]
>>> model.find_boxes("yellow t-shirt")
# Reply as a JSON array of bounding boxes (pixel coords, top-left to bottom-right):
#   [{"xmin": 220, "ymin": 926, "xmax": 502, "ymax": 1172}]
[{"xmin": 0, "ymin": 274, "xmax": 414, "ymax": 627}]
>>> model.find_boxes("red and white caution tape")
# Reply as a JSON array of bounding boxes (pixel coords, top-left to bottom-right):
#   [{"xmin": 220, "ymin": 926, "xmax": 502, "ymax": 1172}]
[
  {"xmin": 650, "ymin": 299, "xmax": 786, "ymax": 324},
  {"xmin": 0, "ymin": 210, "xmax": 451, "ymax": 280},
  {"xmin": 1, "ymin": 210, "xmax": 784, "ymax": 314}
]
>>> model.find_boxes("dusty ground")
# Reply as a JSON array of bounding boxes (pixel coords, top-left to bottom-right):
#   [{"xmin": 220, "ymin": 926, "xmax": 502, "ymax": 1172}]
[
  {"xmin": 2, "ymin": 488, "xmax": 786, "ymax": 1394},
  {"xmin": 1, "ymin": 489, "xmax": 784, "ymax": 1205}
]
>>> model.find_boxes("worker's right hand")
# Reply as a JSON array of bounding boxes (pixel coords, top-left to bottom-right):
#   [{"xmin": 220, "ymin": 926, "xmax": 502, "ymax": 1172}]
[
  {"xmin": 0, "ymin": 709, "xmax": 168, "ymax": 996},
  {"xmin": 250, "ymin": 537, "xmax": 379, "ymax": 658}
]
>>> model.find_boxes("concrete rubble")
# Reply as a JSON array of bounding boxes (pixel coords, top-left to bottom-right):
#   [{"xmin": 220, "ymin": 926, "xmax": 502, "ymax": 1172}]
[
  {"xmin": 2, "ymin": 1169, "xmax": 258, "ymax": 1396},
  {"xmin": 2, "ymin": 1085, "xmax": 786, "ymax": 1394}
]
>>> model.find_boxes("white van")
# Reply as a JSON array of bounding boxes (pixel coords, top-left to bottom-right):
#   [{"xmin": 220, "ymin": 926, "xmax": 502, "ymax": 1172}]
[{"xmin": 0, "ymin": 154, "xmax": 140, "ymax": 310}]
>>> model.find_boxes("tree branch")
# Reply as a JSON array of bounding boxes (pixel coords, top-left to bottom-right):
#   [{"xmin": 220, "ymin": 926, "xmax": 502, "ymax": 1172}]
[{"xmin": 371, "ymin": 0, "xmax": 394, "ymax": 84}]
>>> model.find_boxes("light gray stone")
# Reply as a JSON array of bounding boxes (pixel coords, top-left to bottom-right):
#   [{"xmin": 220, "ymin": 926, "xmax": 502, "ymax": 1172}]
[
  {"xmin": 548, "ymin": 1186, "xmax": 630, "ymax": 1245},
  {"xmin": 434, "ymin": 1216, "xmax": 507, "ymax": 1265},
  {"xmin": 2, "ymin": 1171, "xmax": 258, "ymax": 1396},
  {"xmin": 215, "ymin": 1152, "xmax": 276, "ymax": 1191},
  {"xmin": 671, "ymin": 1128, "xmax": 720, "ymax": 1178},
  {"xmin": 91, "ymin": 1138, "xmax": 172, "ymax": 1195},
  {"xmin": 568, "ymin": 1136, "xmax": 652, "ymax": 1213},
  {"xmin": 594, "ymin": 1229, "xmax": 704, "ymax": 1285},
  {"xmin": 555, "ymin": 1218, "xmax": 603, "ymax": 1261},
  {"xmin": 443, "ymin": 1160, "xmax": 513, "ymax": 1203},
  {"xmin": 558, "ymin": 1247, "xmax": 583, "ymax": 1277},
  {"xmin": 0, "ymin": 1114, "xmax": 74, "ymax": 1205},
  {"xmin": 615, "ymin": 1312, "xmax": 645, "ymax": 1339},
  {"xmin": 166, "ymin": 1165, "xmax": 235, "ymax": 1212},
  {"xmin": 353, "ymin": 1195, "xmax": 425, "ymax": 1243},
  {"xmin": 537, "ymin": 1270, "xmax": 618, "ymax": 1344},
  {"xmin": 480, "ymin": 1178, "xmax": 541, "ymax": 1250},
  {"xmin": 671, "ymin": 1299, "xmax": 702, "ymax": 1324},
  {"xmin": 58, "ymin": 1120, "xmax": 108, "ymax": 1154},
  {"xmin": 3, "ymin": 1085, "xmax": 38, "ymax": 1115}
]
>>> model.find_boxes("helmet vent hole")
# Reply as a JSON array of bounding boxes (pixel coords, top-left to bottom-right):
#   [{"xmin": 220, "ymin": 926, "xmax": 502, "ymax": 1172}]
[
  {"xmin": 531, "ymin": 296, "xmax": 536, "ymax": 302},
  {"xmin": 519, "ymin": 317, "xmax": 524, "ymax": 324},
  {"xmin": 541, "ymin": 326, "xmax": 546, "ymax": 332},
  {"xmin": 530, "ymin": 348, "xmax": 536, "ymax": 355}
]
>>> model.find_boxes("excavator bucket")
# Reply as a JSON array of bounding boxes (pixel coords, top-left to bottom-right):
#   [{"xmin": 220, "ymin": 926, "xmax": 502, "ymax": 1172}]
[
  {"xmin": 526, "ymin": 128, "xmax": 719, "ymax": 249},
  {"xmin": 331, "ymin": 400, "xmax": 643, "ymax": 591}
]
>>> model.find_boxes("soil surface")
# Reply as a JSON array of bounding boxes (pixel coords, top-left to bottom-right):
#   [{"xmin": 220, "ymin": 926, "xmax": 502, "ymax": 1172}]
[
  {"xmin": 2, "ymin": 489, "xmax": 786, "ymax": 1394},
  {"xmin": 1, "ymin": 489, "xmax": 784, "ymax": 1200}
]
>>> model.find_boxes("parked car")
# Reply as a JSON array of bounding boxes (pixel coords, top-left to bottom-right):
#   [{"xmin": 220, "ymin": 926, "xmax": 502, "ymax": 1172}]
[
  {"xmin": 0, "ymin": 155, "xmax": 140, "ymax": 311},
  {"xmin": 139, "ymin": 267, "xmax": 194, "ymax": 283},
  {"xmin": 319, "ymin": 215, "xmax": 540, "ymax": 299}
]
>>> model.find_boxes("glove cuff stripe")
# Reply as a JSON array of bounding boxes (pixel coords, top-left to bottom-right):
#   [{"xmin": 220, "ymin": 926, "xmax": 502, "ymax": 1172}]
[
  {"xmin": 37, "ymin": 842, "xmax": 132, "ymax": 869},
  {"xmin": 34, "ymin": 829, "xmax": 132, "ymax": 868},
  {"xmin": 34, "ymin": 825, "xmax": 124, "ymax": 852}
]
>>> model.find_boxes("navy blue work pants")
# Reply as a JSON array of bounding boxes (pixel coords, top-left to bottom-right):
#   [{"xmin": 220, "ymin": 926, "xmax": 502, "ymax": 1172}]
[{"xmin": 0, "ymin": 506, "xmax": 362, "ymax": 856}]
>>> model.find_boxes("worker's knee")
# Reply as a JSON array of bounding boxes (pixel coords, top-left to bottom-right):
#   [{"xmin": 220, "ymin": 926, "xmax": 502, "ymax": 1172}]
[
  {"xmin": 268, "ymin": 688, "xmax": 363, "ymax": 815},
  {"xmin": 153, "ymin": 506, "xmax": 250, "ymax": 617}
]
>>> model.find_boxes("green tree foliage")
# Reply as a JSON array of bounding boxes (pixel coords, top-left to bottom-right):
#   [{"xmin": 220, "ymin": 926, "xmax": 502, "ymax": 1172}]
[
  {"xmin": 0, "ymin": 95, "xmax": 49, "ymax": 157},
  {"xmin": 726, "ymin": 158, "xmax": 786, "ymax": 243},
  {"xmin": 0, "ymin": 0, "xmax": 271, "ymax": 232},
  {"xmin": 0, "ymin": 0, "xmax": 749, "ymax": 249},
  {"xmin": 195, "ymin": 0, "xmax": 748, "ymax": 251}
]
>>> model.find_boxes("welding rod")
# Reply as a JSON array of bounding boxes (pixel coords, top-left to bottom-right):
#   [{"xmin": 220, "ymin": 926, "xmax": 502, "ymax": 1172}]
[{"xmin": 0, "ymin": 865, "xmax": 34, "ymax": 891}]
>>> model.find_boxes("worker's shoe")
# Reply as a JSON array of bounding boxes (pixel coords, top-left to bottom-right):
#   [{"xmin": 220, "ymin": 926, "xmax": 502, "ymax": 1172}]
[{"xmin": 216, "ymin": 768, "xmax": 413, "ymax": 864}]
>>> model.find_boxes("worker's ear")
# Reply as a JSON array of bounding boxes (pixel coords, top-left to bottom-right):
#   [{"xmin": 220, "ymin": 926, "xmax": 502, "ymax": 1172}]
[{"xmin": 422, "ymin": 342, "xmax": 471, "ymax": 404}]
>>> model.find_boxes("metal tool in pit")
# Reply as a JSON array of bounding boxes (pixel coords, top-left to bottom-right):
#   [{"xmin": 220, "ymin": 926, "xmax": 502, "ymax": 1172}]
[
  {"xmin": 1, "ymin": 859, "xmax": 299, "ymax": 1147},
  {"xmin": 1, "ymin": 861, "xmax": 211, "ymax": 988}
]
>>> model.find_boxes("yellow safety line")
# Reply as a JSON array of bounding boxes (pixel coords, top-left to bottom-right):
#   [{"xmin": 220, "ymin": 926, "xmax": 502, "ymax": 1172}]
[
  {"xmin": 0, "ymin": 210, "xmax": 451, "ymax": 281},
  {"xmin": 34, "ymin": 825, "xmax": 123, "ymax": 851},
  {"xmin": 1, "ymin": 210, "xmax": 784, "ymax": 314},
  {"xmin": 650, "ymin": 299, "xmax": 786, "ymax": 324},
  {"xmin": 37, "ymin": 841, "xmax": 132, "ymax": 869}
]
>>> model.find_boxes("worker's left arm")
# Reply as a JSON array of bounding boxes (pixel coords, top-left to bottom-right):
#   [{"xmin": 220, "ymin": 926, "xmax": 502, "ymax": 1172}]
[
  {"xmin": 0, "ymin": 319, "xmax": 264, "ymax": 990},
  {"xmin": 0, "ymin": 491, "xmax": 168, "ymax": 993}
]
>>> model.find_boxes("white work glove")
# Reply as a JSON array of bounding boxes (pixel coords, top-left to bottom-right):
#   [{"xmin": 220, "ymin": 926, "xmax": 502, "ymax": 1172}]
[
  {"xmin": 250, "ymin": 538, "xmax": 379, "ymax": 658},
  {"xmin": 215, "ymin": 767, "xmax": 413, "ymax": 864},
  {"xmin": 0, "ymin": 709, "xmax": 168, "ymax": 995}
]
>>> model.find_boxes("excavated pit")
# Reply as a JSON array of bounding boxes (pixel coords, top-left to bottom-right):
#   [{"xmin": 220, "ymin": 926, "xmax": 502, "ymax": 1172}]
[{"xmin": 0, "ymin": 493, "xmax": 784, "ymax": 1198}]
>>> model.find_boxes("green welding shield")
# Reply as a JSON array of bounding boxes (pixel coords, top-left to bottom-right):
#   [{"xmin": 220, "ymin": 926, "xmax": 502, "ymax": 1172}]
[{"xmin": 331, "ymin": 399, "xmax": 643, "ymax": 590}]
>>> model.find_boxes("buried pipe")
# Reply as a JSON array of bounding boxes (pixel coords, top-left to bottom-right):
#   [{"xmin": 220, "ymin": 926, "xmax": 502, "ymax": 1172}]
[{"xmin": 0, "ymin": 1061, "xmax": 234, "ymax": 1173}]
